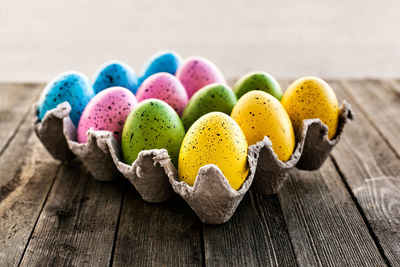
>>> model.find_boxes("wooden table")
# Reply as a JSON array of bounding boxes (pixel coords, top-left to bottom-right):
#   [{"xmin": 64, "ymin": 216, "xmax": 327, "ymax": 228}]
[{"xmin": 0, "ymin": 80, "xmax": 399, "ymax": 266}]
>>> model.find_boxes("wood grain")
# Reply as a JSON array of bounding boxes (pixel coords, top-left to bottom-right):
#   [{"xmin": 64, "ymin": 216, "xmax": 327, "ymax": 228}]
[
  {"xmin": 330, "ymin": 80, "xmax": 400, "ymax": 266},
  {"xmin": 19, "ymin": 163, "xmax": 123, "ymax": 266},
  {"xmin": 341, "ymin": 79, "xmax": 400, "ymax": 157},
  {"xmin": 0, "ymin": 83, "xmax": 42, "ymax": 155},
  {"xmin": 278, "ymin": 159, "xmax": 386, "ymax": 266},
  {"xmin": 112, "ymin": 188, "xmax": 203, "ymax": 267},
  {"xmin": 0, "ymin": 114, "xmax": 60, "ymax": 266},
  {"xmin": 203, "ymin": 192, "xmax": 297, "ymax": 266}
]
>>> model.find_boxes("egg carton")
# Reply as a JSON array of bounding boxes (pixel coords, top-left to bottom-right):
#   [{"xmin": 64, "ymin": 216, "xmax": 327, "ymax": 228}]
[
  {"xmin": 33, "ymin": 100, "xmax": 353, "ymax": 224},
  {"xmin": 253, "ymin": 100, "xmax": 353, "ymax": 194}
]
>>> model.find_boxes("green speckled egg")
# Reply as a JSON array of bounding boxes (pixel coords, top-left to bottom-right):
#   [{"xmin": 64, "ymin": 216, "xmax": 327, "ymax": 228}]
[
  {"xmin": 121, "ymin": 99, "xmax": 185, "ymax": 167},
  {"xmin": 178, "ymin": 112, "xmax": 249, "ymax": 190},
  {"xmin": 233, "ymin": 72, "xmax": 282, "ymax": 100},
  {"xmin": 181, "ymin": 83, "xmax": 237, "ymax": 130}
]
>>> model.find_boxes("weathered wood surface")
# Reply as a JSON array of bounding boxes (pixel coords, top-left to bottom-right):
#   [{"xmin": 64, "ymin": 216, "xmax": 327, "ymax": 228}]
[
  {"xmin": 203, "ymin": 192, "xmax": 297, "ymax": 266},
  {"xmin": 341, "ymin": 79, "xmax": 400, "ymax": 157},
  {"xmin": 113, "ymin": 189, "xmax": 203, "ymax": 267},
  {"xmin": 0, "ymin": 81, "xmax": 399, "ymax": 266},
  {"xmin": 0, "ymin": 117, "xmax": 60, "ymax": 266},
  {"xmin": 330, "ymin": 80, "xmax": 400, "ymax": 266},
  {"xmin": 0, "ymin": 83, "xmax": 42, "ymax": 155},
  {"xmin": 19, "ymin": 162, "xmax": 123, "ymax": 266}
]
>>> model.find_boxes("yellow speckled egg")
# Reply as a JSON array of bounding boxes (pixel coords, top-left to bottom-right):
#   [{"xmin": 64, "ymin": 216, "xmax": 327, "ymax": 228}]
[
  {"xmin": 178, "ymin": 112, "xmax": 249, "ymax": 190},
  {"xmin": 281, "ymin": 77, "xmax": 339, "ymax": 139},
  {"xmin": 231, "ymin": 91, "xmax": 295, "ymax": 162}
]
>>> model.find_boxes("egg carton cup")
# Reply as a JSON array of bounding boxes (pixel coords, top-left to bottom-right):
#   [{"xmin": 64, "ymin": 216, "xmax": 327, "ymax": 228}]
[
  {"xmin": 164, "ymin": 138, "xmax": 268, "ymax": 224},
  {"xmin": 34, "ymin": 102, "xmax": 76, "ymax": 161},
  {"xmin": 251, "ymin": 100, "xmax": 353, "ymax": 195},
  {"xmin": 252, "ymin": 136, "xmax": 303, "ymax": 195},
  {"xmin": 295, "ymin": 100, "xmax": 354, "ymax": 170},
  {"xmin": 34, "ymin": 102, "xmax": 121, "ymax": 182},
  {"xmin": 109, "ymin": 147, "xmax": 175, "ymax": 203}
]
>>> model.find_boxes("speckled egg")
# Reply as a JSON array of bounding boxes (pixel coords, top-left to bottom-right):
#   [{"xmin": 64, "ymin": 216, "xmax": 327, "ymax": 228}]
[
  {"xmin": 181, "ymin": 83, "xmax": 237, "ymax": 130},
  {"xmin": 281, "ymin": 77, "xmax": 339, "ymax": 139},
  {"xmin": 178, "ymin": 112, "xmax": 249, "ymax": 190},
  {"xmin": 231, "ymin": 91, "xmax": 295, "ymax": 162},
  {"xmin": 93, "ymin": 61, "xmax": 138, "ymax": 94},
  {"xmin": 37, "ymin": 71, "xmax": 95, "ymax": 126},
  {"xmin": 233, "ymin": 71, "xmax": 282, "ymax": 100},
  {"xmin": 135, "ymin": 73, "xmax": 188, "ymax": 116},
  {"xmin": 176, "ymin": 56, "xmax": 226, "ymax": 98},
  {"xmin": 77, "ymin": 87, "xmax": 138, "ymax": 144},
  {"xmin": 121, "ymin": 99, "xmax": 185, "ymax": 167},
  {"xmin": 138, "ymin": 50, "xmax": 182, "ymax": 86}
]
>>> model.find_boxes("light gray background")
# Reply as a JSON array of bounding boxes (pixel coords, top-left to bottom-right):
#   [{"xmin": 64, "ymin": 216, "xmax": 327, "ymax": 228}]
[{"xmin": 0, "ymin": 0, "xmax": 399, "ymax": 82}]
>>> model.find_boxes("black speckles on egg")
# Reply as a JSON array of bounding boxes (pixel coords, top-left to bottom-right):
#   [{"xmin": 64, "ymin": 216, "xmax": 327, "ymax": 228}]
[
  {"xmin": 37, "ymin": 72, "xmax": 94, "ymax": 127},
  {"xmin": 93, "ymin": 61, "xmax": 138, "ymax": 94},
  {"xmin": 181, "ymin": 84, "xmax": 237, "ymax": 130},
  {"xmin": 281, "ymin": 77, "xmax": 339, "ymax": 139},
  {"xmin": 121, "ymin": 99, "xmax": 185, "ymax": 167},
  {"xmin": 178, "ymin": 112, "xmax": 249, "ymax": 189},
  {"xmin": 77, "ymin": 87, "xmax": 137, "ymax": 144}
]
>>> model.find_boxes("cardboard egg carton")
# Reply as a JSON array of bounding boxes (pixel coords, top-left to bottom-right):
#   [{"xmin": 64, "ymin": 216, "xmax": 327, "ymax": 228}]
[{"xmin": 33, "ymin": 101, "xmax": 353, "ymax": 224}]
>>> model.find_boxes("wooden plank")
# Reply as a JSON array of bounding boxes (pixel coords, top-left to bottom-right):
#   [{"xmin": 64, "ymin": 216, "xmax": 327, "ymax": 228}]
[
  {"xmin": 112, "ymin": 190, "xmax": 203, "ymax": 266},
  {"xmin": 273, "ymin": 79, "xmax": 386, "ymax": 266},
  {"xmin": 0, "ymin": 83, "xmax": 43, "ymax": 155},
  {"xmin": 203, "ymin": 192, "xmax": 297, "ymax": 266},
  {"xmin": 341, "ymin": 79, "xmax": 400, "ymax": 157},
  {"xmin": 19, "ymin": 163, "xmax": 123, "ymax": 266},
  {"xmin": 329, "ymin": 80, "xmax": 400, "ymax": 266},
  {"xmin": 278, "ymin": 160, "xmax": 386, "ymax": 266},
  {"xmin": 0, "ymin": 113, "xmax": 60, "ymax": 266}
]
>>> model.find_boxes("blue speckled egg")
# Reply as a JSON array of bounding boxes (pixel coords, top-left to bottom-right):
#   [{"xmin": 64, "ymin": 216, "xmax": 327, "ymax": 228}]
[
  {"xmin": 37, "ymin": 71, "xmax": 95, "ymax": 126},
  {"xmin": 138, "ymin": 50, "xmax": 182, "ymax": 86},
  {"xmin": 93, "ymin": 61, "xmax": 138, "ymax": 94}
]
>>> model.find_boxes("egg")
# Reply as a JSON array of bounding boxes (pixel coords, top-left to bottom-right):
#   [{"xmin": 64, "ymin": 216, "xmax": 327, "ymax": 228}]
[
  {"xmin": 281, "ymin": 76, "xmax": 339, "ymax": 139},
  {"xmin": 181, "ymin": 83, "xmax": 237, "ymax": 130},
  {"xmin": 176, "ymin": 56, "xmax": 226, "ymax": 98},
  {"xmin": 138, "ymin": 50, "xmax": 182, "ymax": 86},
  {"xmin": 93, "ymin": 61, "xmax": 138, "ymax": 94},
  {"xmin": 135, "ymin": 73, "xmax": 188, "ymax": 116},
  {"xmin": 77, "ymin": 87, "xmax": 138, "ymax": 144},
  {"xmin": 233, "ymin": 71, "xmax": 282, "ymax": 100},
  {"xmin": 231, "ymin": 91, "xmax": 295, "ymax": 162},
  {"xmin": 178, "ymin": 112, "xmax": 249, "ymax": 190},
  {"xmin": 121, "ymin": 99, "xmax": 185, "ymax": 167},
  {"xmin": 37, "ymin": 71, "xmax": 95, "ymax": 126}
]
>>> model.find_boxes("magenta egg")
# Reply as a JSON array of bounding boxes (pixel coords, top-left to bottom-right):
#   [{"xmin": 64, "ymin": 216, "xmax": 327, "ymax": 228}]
[
  {"xmin": 77, "ymin": 87, "xmax": 138, "ymax": 144},
  {"xmin": 135, "ymin": 72, "xmax": 188, "ymax": 115},
  {"xmin": 176, "ymin": 56, "xmax": 226, "ymax": 98}
]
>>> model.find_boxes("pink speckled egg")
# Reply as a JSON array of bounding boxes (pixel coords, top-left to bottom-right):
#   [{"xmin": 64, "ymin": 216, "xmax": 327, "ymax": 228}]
[
  {"xmin": 77, "ymin": 87, "xmax": 138, "ymax": 144},
  {"xmin": 135, "ymin": 72, "xmax": 188, "ymax": 115},
  {"xmin": 176, "ymin": 56, "xmax": 226, "ymax": 98}
]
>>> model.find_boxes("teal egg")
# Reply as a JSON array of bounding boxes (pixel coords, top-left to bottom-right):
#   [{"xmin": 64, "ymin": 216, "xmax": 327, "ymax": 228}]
[
  {"xmin": 137, "ymin": 50, "xmax": 182, "ymax": 86},
  {"xmin": 121, "ymin": 99, "xmax": 185, "ymax": 167},
  {"xmin": 181, "ymin": 83, "xmax": 237, "ymax": 130},
  {"xmin": 37, "ymin": 71, "xmax": 94, "ymax": 126},
  {"xmin": 233, "ymin": 72, "xmax": 282, "ymax": 100}
]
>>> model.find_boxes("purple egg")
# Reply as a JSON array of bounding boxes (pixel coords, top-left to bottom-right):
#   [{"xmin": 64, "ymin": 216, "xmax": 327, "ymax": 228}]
[
  {"xmin": 136, "ymin": 73, "xmax": 188, "ymax": 115},
  {"xmin": 77, "ymin": 87, "xmax": 138, "ymax": 144}
]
